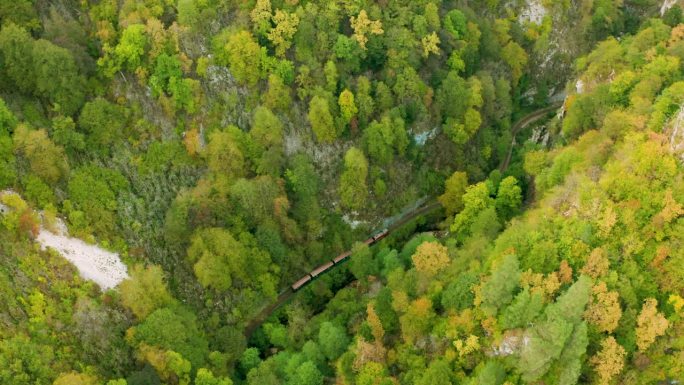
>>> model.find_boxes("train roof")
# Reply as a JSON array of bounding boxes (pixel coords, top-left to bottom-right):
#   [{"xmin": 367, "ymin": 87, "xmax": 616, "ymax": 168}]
[{"xmin": 310, "ymin": 260, "xmax": 334, "ymax": 277}]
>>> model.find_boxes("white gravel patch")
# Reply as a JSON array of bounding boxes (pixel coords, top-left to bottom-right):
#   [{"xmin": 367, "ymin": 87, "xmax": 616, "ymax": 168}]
[
  {"xmin": 1, "ymin": 190, "xmax": 128, "ymax": 290},
  {"xmin": 36, "ymin": 227, "xmax": 128, "ymax": 290}
]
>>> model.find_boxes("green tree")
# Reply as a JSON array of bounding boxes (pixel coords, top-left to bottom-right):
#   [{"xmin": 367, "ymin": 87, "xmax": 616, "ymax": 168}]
[
  {"xmin": 0, "ymin": 132, "xmax": 16, "ymax": 188},
  {"xmin": 53, "ymin": 372, "xmax": 99, "ymax": 385},
  {"xmin": 0, "ymin": 99, "xmax": 16, "ymax": 187},
  {"xmin": 495, "ymin": 176, "xmax": 522, "ymax": 219},
  {"xmin": 78, "ymin": 97, "xmax": 127, "ymax": 154},
  {"xmin": 225, "ymin": 30, "xmax": 263, "ymax": 86},
  {"xmin": 0, "ymin": 334, "xmax": 54, "ymax": 385},
  {"xmin": 0, "ymin": 0, "xmax": 39, "ymax": 31},
  {"xmin": 308, "ymin": 95, "xmax": 336, "ymax": 143},
  {"xmin": 289, "ymin": 361, "xmax": 322, "ymax": 385},
  {"xmin": 13, "ymin": 125, "xmax": 69, "ymax": 185},
  {"xmin": 251, "ymin": 106, "xmax": 284, "ymax": 175},
  {"xmin": 240, "ymin": 348, "xmax": 261, "ymax": 373},
  {"xmin": 451, "ymin": 182, "xmax": 495, "ymax": 241},
  {"xmin": 119, "ymin": 264, "xmax": 174, "ymax": 319},
  {"xmin": 149, "ymin": 53, "xmax": 183, "ymax": 96},
  {"xmin": 518, "ymin": 276, "xmax": 591, "ymax": 383},
  {"xmin": 480, "ymin": 254, "xmax": 521, "ymax": 315},
  {"xmin": 441, "ymin": 272, "xmax": 478, "ymax": 312},
  {"xmin": 339, "ymin": 147, "xmax": 368, "ymax": 210},
  {"xmin": 188, "ymin": 228, "xmax": 275, "ymax": 296},
  {"xmin": 438, "ymin": 171, "xmax": 468, "ymax": 216},
  {"xmin": 318, "ymin": 322, "xmax": 350, "ymax": 360},
  {"xmin": 100, "ymin": 24, "xmax": 147, "ymax": 77},
  {"xmin": 349, "ymin": 241, "xmax": 377, "ymax": 281},
  {"xmin": 262, "ymin": 74, "xmax": 291, "ymax": 112},
  {"xmin": 501, "ymin": 41, "xmax": 528, "ymax": 86},
  {"xmin": 0, "ymin": 24, "xmax": 84, "ymax": 114},
  {"xmin": 31, "ymin": 39, "xmax": 85, "ymax": 115},
  {"xmin": 338, "ymin": 89, "xmax": 358, "ymax": 124},
  {"xmin": 362, "ymin": 115, "xmax": 408, "ymax": 165},
  {"xmin": 51, "ymin": 116, "xmax": 85, "ymax": 154},
  {"xmin": 416, "ymin": 360, "xmax": 453, "ymax": 385},
  {"xmin": 128, "ymin": 306, "xmax": 209, "ymax": 371},
  {"xmin": 67, "ymin": 165, "xmax": 128, "ymax": 235},
  {"xmin": 444, "ymin": 9, "xmax": 467, "ymax": 39},
  {"xmin": 206, "ymin": 127, "xmax": 247, "ymax": 178},
  {"xmin": 498, "ymin": 288, "xmax": 543, "ymax": 329},
  {"xmin": 0, "ymin": 23, "xmax": 36, "ymax": 93},
  {"xmin": 195, "ymin": 368, "xmax": 233, "ymax": 385}
]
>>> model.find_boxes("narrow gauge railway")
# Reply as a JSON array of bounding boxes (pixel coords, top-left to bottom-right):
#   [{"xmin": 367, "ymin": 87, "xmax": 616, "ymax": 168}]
[
  {"xmin": 244, "ymin": 103, "xmax": 561, "ymax": 338},
  {"xmin": 291, "ymin": 229, "xmax": 389, "ymax": 291}
]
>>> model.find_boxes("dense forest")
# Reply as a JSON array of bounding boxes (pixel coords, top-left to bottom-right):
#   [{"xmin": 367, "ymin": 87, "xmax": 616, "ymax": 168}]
[{"xmin": 1, "ymin": 0, "xmax": 684, "ymax": 384}]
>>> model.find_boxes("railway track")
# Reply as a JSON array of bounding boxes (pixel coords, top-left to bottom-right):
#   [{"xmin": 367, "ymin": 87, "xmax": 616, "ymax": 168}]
[
  {"xmin": 499, "ymin": 102, "xmax": 563, "ymax": 172},
  {"xmin": 244, "ymin": 200, "xmax": 443, "ymax": 338},
  {"xmin": 244, "ymin": 104, "xmax": 561, "ymax": 338}
]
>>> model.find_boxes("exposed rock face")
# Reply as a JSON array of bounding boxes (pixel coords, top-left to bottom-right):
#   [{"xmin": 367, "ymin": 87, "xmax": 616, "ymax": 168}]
[
  {"xmin": 489, "ymin": 329, "xmax": 530, "ymax": 356},
  {"xmin": 661, "ymin": 0, "xmax": 679, "ymax": 16},
  {"xmin": 519, "ymin": 0, "xmax": 547, "ymax": 25},
  {"xmin": 667, "ymin": 105, "xmax": 684, "ymax": 161}
]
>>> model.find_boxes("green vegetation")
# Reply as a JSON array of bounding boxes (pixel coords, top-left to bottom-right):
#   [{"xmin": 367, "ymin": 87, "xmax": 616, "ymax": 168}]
[{"xmin": 0, "ymin": 0, "xmax": 683, "ymax": 384}]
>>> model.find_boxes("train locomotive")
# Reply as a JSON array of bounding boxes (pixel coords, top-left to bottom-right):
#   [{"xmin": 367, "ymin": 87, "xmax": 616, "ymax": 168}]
[{"xmin": 291, "ymin": 229, "xmax": 389, "ymax": 291}]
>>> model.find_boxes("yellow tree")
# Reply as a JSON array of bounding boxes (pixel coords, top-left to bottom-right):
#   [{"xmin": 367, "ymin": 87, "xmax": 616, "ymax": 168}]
[
  {"xmin": 581, "ymin": 247, "xmax": 610, "ymax": 279},
  {"xmin": 338, "ymin": 89, "xmax": 358, "ymax": 124},
  {"xmin": 399, "ymin": 297, "xmax": 433, "ymax": 344},
  {"xmin": 421, "ymin": 32, "xmax": 441, "ymax": 57},
  {"xmin": 225, "ymin": 30, "xmax": 263, "ymax": 87},
  {"xmin": 590, "ymin": 336, "xmax": 626, "ymax": 385},
  {"xmin": 438, "ymin": 171, "xmax": 468, "ymax": 216},
  {"xmin": 636, "ymin": 298, "xmax": 669, "ymax": 352},
  {"xmin": 584, "ymin": 282, "xmax": 622, "ymax": 333},
  {"xmin": 53, "ymin": 372, "xmax": 99, "ymax": 385},
  {"xmin": 350, "ymin": 10, "xmax": 383, "ymax": 49},
  {"xmin": 120, "ymin": 264, "xmax": 174, "ymax": 319},
  {"xmin": 411, "ymin": 241, "xmax": 450, "ymax": 277},
  {"xmin": 558, "ymin": 260, "xmax": 573, "ymax": 283},
  {"xmin": 367, "ymin": 302, "xmax": 385, "ymax": 343},
  {"xmin": 267, "ymin": 10, "xmax": 299, "ymax": 57},
  {"xmin": 501, "ymin": 41, "xmax": 528, "ymax": 86},
  {"xmin": 250, "ymin": 0, "xmax": 272, "ymax": 36}
]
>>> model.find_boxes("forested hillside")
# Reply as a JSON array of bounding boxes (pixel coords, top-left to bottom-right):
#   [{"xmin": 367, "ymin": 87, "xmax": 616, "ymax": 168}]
[{"xmin": 1, "ymin": 0, "xmax": 683, "ymax": 384}]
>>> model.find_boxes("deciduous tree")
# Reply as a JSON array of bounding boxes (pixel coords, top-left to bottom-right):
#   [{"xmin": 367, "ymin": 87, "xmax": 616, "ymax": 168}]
[
  {"xmin": 411, "ymin": 241, "xmax": 449, "ymax": 277},
  {"xmin": 350, "ymin": 10, "xmax": 383, "ymax": 49},
  {"xmin": 590, "ymin": 336, "xmax": 626, "ymax": 385},
  {"xmin": 636, "ymin": 298, "xmax": 669, "ymax": 352},
  {"xmin": 308, "ymin": 95, "xmax": 336, "ymax": 143},
  {"xmin": 339, "ymin": 147, "xmax": 368, "ymax": 210},
  {"xmin": 120, "ymin": 264, "xmax": 174, "ymax": 319},
  {"xmin": 439, "ymin": 171, "xmax": 468, "ymax": 215}
]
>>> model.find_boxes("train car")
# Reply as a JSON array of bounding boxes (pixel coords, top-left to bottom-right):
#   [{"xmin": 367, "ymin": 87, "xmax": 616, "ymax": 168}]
[
  {"xmin": 364, "ymin": 237, "xmax": 374, "ymax": 245},
  {"xmin": 373, "ymin": 228, "xmax": 389, "ymax": 241},
  {"xmin": 310, "ymin": 260, "xmax": 334, "ymax": 278},
  {"xmin": 291, "ymin": 274, "xmax": 312, "ymax": 291},
  {"xmin": 332, "ymin": 251, "xmax": 351, "ymax": 264}
]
